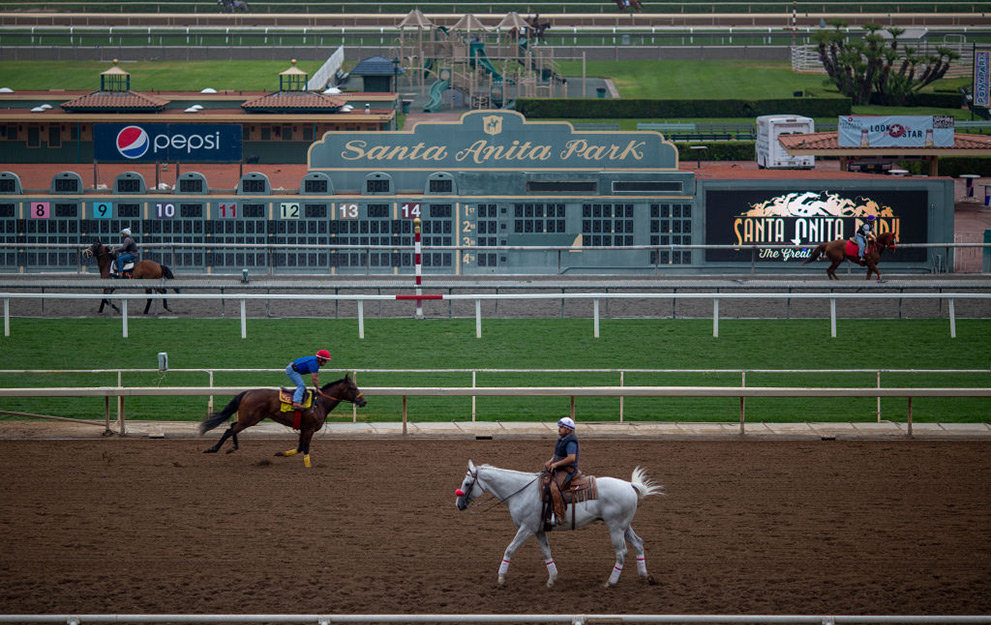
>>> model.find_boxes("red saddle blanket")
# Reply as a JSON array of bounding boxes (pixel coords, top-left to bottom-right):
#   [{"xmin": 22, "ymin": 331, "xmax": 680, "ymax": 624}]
[{"xmin": 844, "ymin": 240, "xmax": 860, "ymax": 257}]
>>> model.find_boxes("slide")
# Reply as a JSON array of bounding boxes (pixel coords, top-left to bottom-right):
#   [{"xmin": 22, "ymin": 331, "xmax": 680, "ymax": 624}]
[
  {"xmin": 517, "ymin": 40, "xmax": 566, "ymax": 84},
  {"xmin": 422, "ymin": 79, "xmax": 450, "ymax": 112},
  {"xmin": 469, "ymin": 42, "xmax": 503, "ymax": 82}
]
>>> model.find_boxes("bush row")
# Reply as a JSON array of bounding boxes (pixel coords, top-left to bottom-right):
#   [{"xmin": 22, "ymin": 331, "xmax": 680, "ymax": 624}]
[{"xmin": 516, "ymin": 98, "xmax": 853, "ymax": 119}]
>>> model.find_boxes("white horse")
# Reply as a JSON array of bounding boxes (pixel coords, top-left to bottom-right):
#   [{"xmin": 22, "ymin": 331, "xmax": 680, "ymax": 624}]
[{"xmin": 454, "ymin": 460, "xmax": 664, "ymax": 588}]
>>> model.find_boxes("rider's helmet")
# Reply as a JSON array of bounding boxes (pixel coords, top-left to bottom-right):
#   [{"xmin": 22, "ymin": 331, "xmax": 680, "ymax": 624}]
[
  {"xmin": 121, "ymin": 227, "xmax": 132, "ymax": 237},
  {"xmin": 315, "ymin": 349, "xmax": 332, "ymax": 363},
  {"xmin": 866, "ymin": 215, "xmax": 876, "ymax": 221},
  {"xmin": 557, "ymin": 416, "xmax": 576, "ymax": 431}
]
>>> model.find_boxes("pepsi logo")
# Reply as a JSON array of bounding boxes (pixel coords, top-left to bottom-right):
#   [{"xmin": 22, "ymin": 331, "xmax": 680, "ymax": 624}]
[{"xmin": 116, "ymin": 126, "xmax": 150, "ymax": 159}]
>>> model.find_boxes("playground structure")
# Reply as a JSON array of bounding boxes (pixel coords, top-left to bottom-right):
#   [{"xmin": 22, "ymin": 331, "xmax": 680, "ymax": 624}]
[{"xmin": 396, "ymin": 10, "xmax": 565, "ymax": 112}]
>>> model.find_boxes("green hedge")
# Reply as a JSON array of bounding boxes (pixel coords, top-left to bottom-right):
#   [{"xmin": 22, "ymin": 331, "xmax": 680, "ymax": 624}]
[
  {"xmin": 869, "ymin": 92, "xmax": 965, "ymax": 108},
  {"xmin": 516, "ymin": 98, "xmax": 852, "ymax": 119},
  {"xmin": 935, "ymin": 157, "xmax": 991, "ymax": 178},
  {"xmin": 676, "ymin": 142, "xmax": 754, "ymax": 161}
]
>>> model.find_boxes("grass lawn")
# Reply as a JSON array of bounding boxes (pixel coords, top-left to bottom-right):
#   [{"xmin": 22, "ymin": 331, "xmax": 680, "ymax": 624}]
[
  {"xmin": 1, "ymin": 318, "xmax": 988, "ymax": 424},
  {"xmin": 0, "ymin": 59, "xmax": 970, "ymax": 102}
]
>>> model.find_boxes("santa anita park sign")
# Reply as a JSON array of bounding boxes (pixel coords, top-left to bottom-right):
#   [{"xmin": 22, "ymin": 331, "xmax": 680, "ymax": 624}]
[{"xmin": 308, "ymin": 111, "xmax": 679, "ymax": 172}]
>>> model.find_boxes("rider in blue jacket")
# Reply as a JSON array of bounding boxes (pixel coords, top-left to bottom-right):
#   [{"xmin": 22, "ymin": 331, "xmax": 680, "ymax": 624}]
[
  {"xmin": 855, "ymin": 215, "xmax": 877, "ymax": 263},
  {"xmin": 286, "ymin": 349, "xmax": 331, "ymax": 409}
]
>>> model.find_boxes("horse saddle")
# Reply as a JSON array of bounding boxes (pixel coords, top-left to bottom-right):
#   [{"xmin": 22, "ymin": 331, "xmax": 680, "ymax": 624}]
[
  {"xmin": 845, "ymin": 239, "xmax": 874, "ymax": 260},
  {"xmin": 541, "ymin": 471, "xmax": 598, "ymax": 531},
  {"xmin": 113, "ymin": 261, "xmax": 135, "ymax": 278},
  {"xmin": 278, "ymin": 389, "xmax": 313, "ymax": 411}
]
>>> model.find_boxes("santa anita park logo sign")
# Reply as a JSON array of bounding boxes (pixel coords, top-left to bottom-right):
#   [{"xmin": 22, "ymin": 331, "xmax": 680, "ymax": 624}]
[{"xmin": 308, "ymin": 111, "xmax": 679, "ymax": 171}]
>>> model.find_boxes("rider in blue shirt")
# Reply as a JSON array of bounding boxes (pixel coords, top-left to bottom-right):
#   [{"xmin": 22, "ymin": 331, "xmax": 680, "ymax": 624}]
[
  {"xmin": 544, "ymin": 416, "xmax": 580, "ymax": 527},
  {"xmin": 855, "ymin": 214, "xmax": 876, "ymax": 263},
  {"xmin": 286, "ymin": 349, "xmax": 331, "ymax": 409}
]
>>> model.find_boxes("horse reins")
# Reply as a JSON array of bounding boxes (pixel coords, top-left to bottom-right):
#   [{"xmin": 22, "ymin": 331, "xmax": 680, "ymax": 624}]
[{"xmin": 462, "ymin": 471, "xmax": 540, "ymax": 514}]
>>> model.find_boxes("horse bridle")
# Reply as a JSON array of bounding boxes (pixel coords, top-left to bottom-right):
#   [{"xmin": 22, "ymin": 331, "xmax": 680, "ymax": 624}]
[{"xmin": 458, "ymin": 468, "xmax": 539, "ymax": 512}]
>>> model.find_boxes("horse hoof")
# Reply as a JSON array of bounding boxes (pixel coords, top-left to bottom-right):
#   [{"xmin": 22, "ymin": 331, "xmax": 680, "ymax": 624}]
[
  {"xmin": 497, "ymin": 577, "xmax": 506, "ymax": 586},
  {"xmin": 275, "ymin": 452, "xmax": 285, "ymax": 457},
  {"xmin": 546, "ymin": 580, "xmax": 554, "ymax": 589},
  {"xmin": 203, "ymin": 448, "xmax": 217, "ymax": 454},
  {"xmin": 646, "ymin": 575, "xmax": 657, "ymax": 585}
]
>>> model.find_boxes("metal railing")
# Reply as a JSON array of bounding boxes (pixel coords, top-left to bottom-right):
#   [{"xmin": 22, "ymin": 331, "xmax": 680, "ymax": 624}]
[
  {"xmin": 3, "ymin": 290, "xmax": 990, "ymax": 339},
  {"xmin": 2, "ymin": 366, "xmax": 987, "ymax": 430},
  {"xmin": 0, "ymin": 1, "xmax": 988, "ymax": 13},
  {"xmin": 2, "ymin": 241, "xmax": 985, "ymax": 275}
]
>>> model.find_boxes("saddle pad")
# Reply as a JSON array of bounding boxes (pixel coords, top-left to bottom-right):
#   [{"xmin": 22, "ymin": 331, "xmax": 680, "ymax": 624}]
[
  {"xmin": 568, "ymin": 476, "xmax": 598, "ymax": 504},
  {"xmin": 278, "ymin": 389, "xmax": 313, "ymax": 411},
  {"xmin": 845, "ymin": 240, "xmax": 860, "ymax": 257}
]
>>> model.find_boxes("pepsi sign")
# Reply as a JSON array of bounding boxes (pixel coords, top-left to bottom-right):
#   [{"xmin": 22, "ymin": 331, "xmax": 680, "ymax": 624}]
[{"xmin": 95, "ymin": 123, "xmax": 242, "ymax": 163}]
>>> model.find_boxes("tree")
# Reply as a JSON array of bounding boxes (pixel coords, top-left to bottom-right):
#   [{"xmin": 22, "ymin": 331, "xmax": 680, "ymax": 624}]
[{"xmin": 813, "ymin": 21, "xmax": 960, "ymax": 106}]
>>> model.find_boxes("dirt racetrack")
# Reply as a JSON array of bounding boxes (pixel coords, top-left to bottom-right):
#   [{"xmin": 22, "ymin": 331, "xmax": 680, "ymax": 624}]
[{"xmin": 1, "ymin": 438, "xmax": 989, "ymax": 616}]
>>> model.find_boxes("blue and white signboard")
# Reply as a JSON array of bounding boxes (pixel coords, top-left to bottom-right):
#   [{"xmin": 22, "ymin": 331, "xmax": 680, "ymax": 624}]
[
  {"xmin": 838, "ymin": 115, "xmax": 954, "ymax": 148},
  {"xmin": 975, "ymin": 45, "xmax": 991, "ymax": 108},
  {"xmin": 94, "ymin": 124, "xmax": 243, "ymax": 163}
]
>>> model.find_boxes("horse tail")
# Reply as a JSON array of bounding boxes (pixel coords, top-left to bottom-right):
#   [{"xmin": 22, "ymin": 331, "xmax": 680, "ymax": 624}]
[
  {"xmin": 802, "ymin": 244, "xmax": 825, "ymax": 265},
  {"xmin": 630, "ymin": 466, "xmax": 665, "ymax": 499},
  {"xmin": 200, "ymin": 391, "xmax": 246, "ymax": 434},
  {"xmin": 160, "ymin": 265, "xmax": 180, "ymax": 293}
]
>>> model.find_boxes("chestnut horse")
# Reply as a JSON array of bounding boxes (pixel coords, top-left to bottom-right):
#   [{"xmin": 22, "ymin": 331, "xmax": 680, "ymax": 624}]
[
  {"xmin": 200, "ymin": 375, "xmax": 367, "ymax": 468},
  {"xmin": 613, "ymin": 0, "xmax": 643, "ymax": 12},
  {"xmin": 803, "ymin": 231, "xmax": 898, "ymax": 281},
  {"xmin": 82, "ymin": 240, "xmax": 178, "ymax": 314}
]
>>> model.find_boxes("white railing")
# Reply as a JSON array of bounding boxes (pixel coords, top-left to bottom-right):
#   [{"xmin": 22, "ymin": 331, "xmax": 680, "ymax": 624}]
[
  {"xmin": 1, "ymin": 616, "xmax": 991, "ymax": 625},
  {"xmin": 1, "ymin": 382, "xmax": 989, "ymax": 437},
  {"xmin": 3, "ymin": 367, "xmax": 985, "ymax": 428},
  {"xmin": 3, "ymin": 291, "xmax": 989, "ymax": 340}
]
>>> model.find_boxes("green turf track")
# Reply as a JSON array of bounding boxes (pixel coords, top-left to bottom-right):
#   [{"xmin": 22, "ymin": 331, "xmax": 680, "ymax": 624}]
[{"xmin": 1, "ymin": 318, "xmax": 988, "ymax": 424}]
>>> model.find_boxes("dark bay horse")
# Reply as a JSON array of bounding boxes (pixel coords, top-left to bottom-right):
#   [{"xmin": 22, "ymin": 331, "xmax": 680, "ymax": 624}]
[
  {"xmin": 200, "ymin": 376, "xmax": 367, "ymax": 468},
  {"xmin": 82, "ymin": 240, "xmax": 177, "ymax": 314},
  {"xmin": 803, "ymin": 231, "xmax": 898, "ymax": 281}
]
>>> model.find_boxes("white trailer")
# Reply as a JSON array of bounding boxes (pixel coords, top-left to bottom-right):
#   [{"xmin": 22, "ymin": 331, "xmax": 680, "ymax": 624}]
[{"xmin": 755, "ymin": 114, "xmax": 815, "ymax": 169}]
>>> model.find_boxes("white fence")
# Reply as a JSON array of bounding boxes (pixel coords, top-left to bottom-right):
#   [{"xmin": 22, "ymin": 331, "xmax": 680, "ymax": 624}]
[
  {"xmin": 2, "ymin": 380, "xmax": 989, "ymax": 437},
  {"xmin": 3, "ymin": 290, "xmax": 989, "ymax": 340}
]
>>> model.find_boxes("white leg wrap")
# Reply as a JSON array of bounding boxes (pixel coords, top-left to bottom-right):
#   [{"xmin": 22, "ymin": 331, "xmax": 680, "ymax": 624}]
[
  {"xmin": 545, "ymin": 559, "xmax": 558, "ymax": 577},
  {"xmin": 636, "ymin": 555, "xmax": 647, "ymax": 576},
  {"xmin": 498, "ymin": 558, "xmax": 511, "ymax": 577},
  {"xmin": 608, "ymin": 563, "xmax": 623, "ymax": 585}
]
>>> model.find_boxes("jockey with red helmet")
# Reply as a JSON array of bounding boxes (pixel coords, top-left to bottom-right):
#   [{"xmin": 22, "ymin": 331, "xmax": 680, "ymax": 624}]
[
  {"xmin": 855, "ymin": 214, "xmax": 877, "ymax": 262},
  {"xmin": 286, "ymin": 349, "xmax": 332, "ymax": 409}
]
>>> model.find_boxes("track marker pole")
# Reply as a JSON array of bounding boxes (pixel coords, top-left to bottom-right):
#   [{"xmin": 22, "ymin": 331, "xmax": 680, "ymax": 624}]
[{"xmin": 413, "ymin": 217, "xmax": 424, "ymax": 320}]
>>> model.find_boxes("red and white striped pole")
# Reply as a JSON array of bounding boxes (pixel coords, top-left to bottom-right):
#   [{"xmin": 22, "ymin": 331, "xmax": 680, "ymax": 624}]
[
  {"xmin": 413, "ymin": 217, "xmax": 424, "ymax": 319},
  {"xmin": 791, "ymin": 0, "xmax": 797, "ymax": 45}
]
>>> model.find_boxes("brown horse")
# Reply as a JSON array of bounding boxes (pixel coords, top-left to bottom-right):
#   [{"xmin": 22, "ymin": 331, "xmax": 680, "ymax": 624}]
[
  {"xmin": 802, "ymin": 231, "xmax": 898, "ymax": 281},
  {"xmin": 613, "ymin": 0, "xmax": 643, "ymax": 12},
  {"xmin": 82, "ymin": 240, "xmax": 178, "ymax": 314},
  {"xmin": 200, "ymin": 375, "xmax": 367, "ymax": 468}
]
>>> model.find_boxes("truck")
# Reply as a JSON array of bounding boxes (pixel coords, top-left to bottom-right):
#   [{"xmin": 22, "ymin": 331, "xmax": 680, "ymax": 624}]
[{"xmin": 755, "ymin": 114, "xmax": 815, "ymax": 169}]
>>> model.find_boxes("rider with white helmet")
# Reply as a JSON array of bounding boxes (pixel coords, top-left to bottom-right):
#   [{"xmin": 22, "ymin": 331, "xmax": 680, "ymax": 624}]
[
  {"xmin": 543, "ymin": 416, "xmax": 580, "ymax": 528},
  {"xmin": 854, "ymin": 214, "xmax": 877, "ymax": 263},
  {"xmin": 111, "ymin": 226, "xmax": 138, "ymax": 275}
]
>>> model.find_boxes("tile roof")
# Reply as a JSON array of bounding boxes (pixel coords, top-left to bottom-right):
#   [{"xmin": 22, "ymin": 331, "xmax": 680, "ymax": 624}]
[
  {"xmin": 60, "ymin": 90, "xmax": 169, "ymax": 112},
  {"xmin": 240, "ymin": 91, "xmax": 347, "ymax": 111},
  {"xmin": 778, "ymin": 131, "xmax": 991, "ymax": 153}
]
